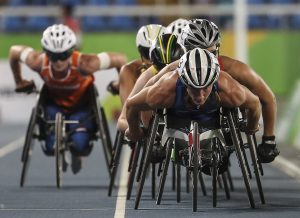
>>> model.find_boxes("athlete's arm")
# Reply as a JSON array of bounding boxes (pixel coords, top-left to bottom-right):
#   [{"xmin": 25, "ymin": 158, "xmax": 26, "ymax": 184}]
[
  {"xmin": 125, "ymin": 72, "xmax": 177, "ymax": 141},
  {"xmin": 220, "ymin": 55, "xmax": 276, "ymax": 136},
  {"xmin": 144, "ymin": 60, "xmax": 179, "ymax": 87},
  {"xmin": 116, "ymin": 60, "xmax": 142, "ymax": 132},
  {"xmin": 218, "ymin": 71, "xmax": 261, "ymax": 133},
  {"xmin": 79, "ymin": 52, "xmax": 127, "ymax": 74},
  {"xmin": 9, "ymin": 45, "xmax": 43, "ymax": 91}
]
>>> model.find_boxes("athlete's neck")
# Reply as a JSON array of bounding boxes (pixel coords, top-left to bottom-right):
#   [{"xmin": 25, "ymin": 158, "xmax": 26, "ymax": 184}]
[{"xmin": 51, "ymin": 64, "xmax": 70, "ymax": 79}]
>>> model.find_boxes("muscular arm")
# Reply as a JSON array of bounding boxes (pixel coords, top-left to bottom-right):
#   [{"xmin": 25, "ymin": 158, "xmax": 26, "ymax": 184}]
[
  {"xmin": 117, "ymin": 62, "xmax": 178, "ymax": 132},
  {"xmin": 9, "ymin": 45, "xmax": 43, "ymax": 88},
  {"xmin": 221, "ymin": 55, "xmax": 276, "ymax": 136},
  {"xmin": 145, "ymin": 60, "xmax": 179, "ymax": 87},
  {"xmin": 116, "ymin": 60, "xmax": 143, "ymax": 132},
  {"xmin": 218, "ymin": 71, "xmax": 261, "ymax": 133},
  {"xmin": 125, "ymin": 72, "xmax": 177, "ymax": 140},
  {"xmin": 79, "ymin": 52, "xmax": 127, "ymax": 74}
]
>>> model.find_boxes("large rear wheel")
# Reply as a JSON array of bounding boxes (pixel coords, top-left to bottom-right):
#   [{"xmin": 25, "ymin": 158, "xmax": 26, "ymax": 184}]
[
  {"xmin": 227, "ymin": 110, "xmax": 255, "ymax": 208},
  {"xmin": 20, "ymin": 107, "xmax": 38, "ymax": 187}
]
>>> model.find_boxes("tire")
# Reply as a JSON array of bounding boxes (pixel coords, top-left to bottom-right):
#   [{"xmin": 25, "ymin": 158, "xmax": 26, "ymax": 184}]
[
  {"xmin": 156, "ymin": 138, "xmax": 173, "ymax": 205},
  {"xmin": 55, "ymin": 112, "xmax": 64, "ymax": 189},
  {"xmin": 247, "ymin": 134, "xmax": 265, "ymax": 204},
  {"xmin": 212, "ymin": 138, "xmax": 218, "ymax": 208},
  {"xmin": 192, "ymin": 121, "xmax": 199, "ymax": 212},
  {"xmin": 176, "ymin": 163, "xmax": 181, "ymax": 203},
  {"xmin": 252, "ymin": 134, "xmax": 264, "ymax": 176},
  {"xmin": 186, "ymin": 167, "xmax": 190, "ymax": 193},
  {"xmin": 151, "ymin": 163, "xmax": 156, "ymax": 200},
  {"xmin": 198, "ymin": 171, "xmax": 207, "ymax": 196},
  {"xmin": 226, "ymin": 162, "xmax": 235, "ymax": 191},
  {"xmin": 108, "ymin": 131, "xmax": 124, "ymax": 196},
  {"xmin": 134, "ymin": 113, "xmax": 159, "ymax": 210},
  {"xmin": 127, "ymin": 141, "xmax": 142, "ymax": 200},
  {"xmin": 136, "ymin": 140, "xmax": 147, "ymax": 183},
  {"xmin": 20, "ymin": 107, "xmax": 38, "ymax": 187},
  {"xmin": 222, "ymin": 173, "xmax": 231, "ymax": 200},
  {"xmin": 227, "ymin": 110, "xmax": 255, "ymax": 208}
]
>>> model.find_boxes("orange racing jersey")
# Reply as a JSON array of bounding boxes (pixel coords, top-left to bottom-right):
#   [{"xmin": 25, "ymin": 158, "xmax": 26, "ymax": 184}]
[{"xmin": 39, "ymin": 51, "xmax": 94, "ymax": 110}]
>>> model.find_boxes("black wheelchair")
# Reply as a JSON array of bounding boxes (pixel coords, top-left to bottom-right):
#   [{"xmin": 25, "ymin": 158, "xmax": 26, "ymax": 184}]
[
  {"xmin": 132, "ymin": 107, "xmax": 264, "ymax": 211},
  {"xmin": 20, "ymin": 84, "xmax": 113, "ymax": 188}
]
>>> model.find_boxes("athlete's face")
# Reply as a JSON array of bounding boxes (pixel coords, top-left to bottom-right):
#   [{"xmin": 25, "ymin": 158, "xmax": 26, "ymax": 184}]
[
  {"xmin": 207, "ymin": 44, "xmax": 219, "ymax": 57},
  {"xmin": 186, "ymin": 85, "xmax": 213, "ymax": 106},
  {"xmin": 51, "ymin": 59, "xmax": 70, "ymax": 72}
]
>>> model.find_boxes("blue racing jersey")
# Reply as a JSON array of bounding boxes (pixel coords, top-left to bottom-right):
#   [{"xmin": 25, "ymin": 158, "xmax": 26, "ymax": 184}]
[{"xmin": 167, "ymin": 78, "xmax": 221, "ymax": 123}]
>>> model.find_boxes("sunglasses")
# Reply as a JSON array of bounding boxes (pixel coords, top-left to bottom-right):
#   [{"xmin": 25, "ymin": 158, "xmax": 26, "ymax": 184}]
[{"xmin": 46, "ymin": 50, "xmax": 73, "ymax": 62}]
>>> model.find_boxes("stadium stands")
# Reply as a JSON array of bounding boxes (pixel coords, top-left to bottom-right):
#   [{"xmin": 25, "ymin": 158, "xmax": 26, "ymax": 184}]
[
  {"xmin": 1, "ymin": 0, "xmax": 300, "ymax": 32},
  {"xmin": 81, "ymin": 0, "xmax": 109, "ymax": 31}
]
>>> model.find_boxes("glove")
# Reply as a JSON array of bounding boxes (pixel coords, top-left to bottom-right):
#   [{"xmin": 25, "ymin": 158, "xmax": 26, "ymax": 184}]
[
  {"xmin": 15, "ymin": 80, "xmax": 36, "ymax": 94},
  {"xmin": 257, "ymin": 135, "xmax": 280, "ymax": 163},
  {"xmin": 106, "ymin": 80, "xmax": 119, "ymax": 95}
]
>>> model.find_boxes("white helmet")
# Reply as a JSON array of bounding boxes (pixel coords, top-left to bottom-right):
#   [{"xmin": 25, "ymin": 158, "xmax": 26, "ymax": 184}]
[
  {"xmin": 41, "ymin": 24, "xmax": 76, "ymax": 53},
  {"xmin": 181, "ymin": 19, "xmax": 220, "ymax": 50},
  {"xmin": 136, "ymin": 24, "xmax": 165, "ymax": 59},
  {"xmin": 165, "ymin": 18, "xmax": 189, "ymax": 42},
  {"xmin": 177, "ymin": 48, "xmax": 220, "ymax": 89}
]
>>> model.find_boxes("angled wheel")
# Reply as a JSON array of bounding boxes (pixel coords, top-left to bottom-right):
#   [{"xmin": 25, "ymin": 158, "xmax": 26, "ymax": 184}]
[
  {"xmin": 176, "ymin": 163, "xmax": 181, "ymax": 203},
  {"xmin": 134, "ymin": 113, "xmax": 160, "ymax": 210},
  {"xmin": 91, "ymin": 86, "xmax": 112, "ymax": 178},
  {"xmin": 20, "ymin": 107, "xmax": 38, "ymax": 187},
  {"xmin": 227, "ymin": 110, "xmax": 255, "ymax": 208},
  {"xmin": 192, "ymin": 121, "xmax": 199, "ymax": 212},
  {"xmin": 108, "ymin": 131, "xmax": 124, "ymax": 196},
  {"xmin": 55, "ymin": 112, "xmax": 64, "ymax": 188},
  {"xmin": 198, "ymin": 171, "xmax": 207, "ymax": 196},
  {"xmin": 151, "ymin": 163, "xmax": 156, "ymax": 200},
  {"xmin": 221, "ymin": 173, "xmax": 231, "ymax": 200},
  {"xmin": 252, "ymin": 134, "xmax": 264, "ymax": 176},
  {"xmin": 247, "ymin": 134, "xmax": 265, "ymax": 204},
  {"xmin": 127, "ymin": 140, "xmax": 142, "ymax": 200},
  {"xmin": 212, "ymin": 138, "xmax": 218, "ymax": 208},
  {"xmin": 156, "ymin": 138, "xmax": 173, "ymax": 205}
]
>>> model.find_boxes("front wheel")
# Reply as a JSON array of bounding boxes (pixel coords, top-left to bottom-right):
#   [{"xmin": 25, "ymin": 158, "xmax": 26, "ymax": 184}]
[{"xmin": 55, "ymin": 112, "xmax": 64, "ymax": 188}]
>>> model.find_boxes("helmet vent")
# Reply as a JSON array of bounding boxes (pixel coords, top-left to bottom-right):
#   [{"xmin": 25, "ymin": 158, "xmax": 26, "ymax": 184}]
[{"xmin": 201, "ymin": 28, "xmax": 206, "ymax": 38}]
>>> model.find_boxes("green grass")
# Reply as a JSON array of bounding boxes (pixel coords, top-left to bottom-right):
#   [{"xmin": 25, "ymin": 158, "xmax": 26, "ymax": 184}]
[{"xmin": 0, "ymin": 32, "xmax": 139, "ymax": 61}]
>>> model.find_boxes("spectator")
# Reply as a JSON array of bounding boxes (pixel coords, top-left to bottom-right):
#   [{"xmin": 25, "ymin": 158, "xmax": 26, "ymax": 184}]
[{"xmin": 61, "ymin": 4, "xmax": 82, "ymax": 49}]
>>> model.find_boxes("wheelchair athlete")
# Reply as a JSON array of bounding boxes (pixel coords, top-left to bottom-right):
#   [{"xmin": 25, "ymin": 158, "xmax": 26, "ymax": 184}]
[
  {"xmin": 9, "ymin": 24, "xmax": 127, "ymax": 174},
  {"xmin": 165, "ymin": 18, "xmax": 189, "ymax": 41},
  {"xmin": 181, "ymin": 19, "xmax": 279, "ymax": 163},
  {"xmin": 125, "ymin": 48, "xmax": 261, "ymax": 148},
  {"xmin": 116, "ymin": 24, "xmax": 165, "ymax": 132},
  {"xmin": 117, "ymin": 33, "xmax": 185, "ymax": 132}
]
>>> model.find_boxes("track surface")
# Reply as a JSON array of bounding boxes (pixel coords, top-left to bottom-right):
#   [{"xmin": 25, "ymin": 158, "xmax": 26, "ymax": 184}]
[{"xmin": 0, "ymin": 124, "xmax": 300, "ymax": 218}]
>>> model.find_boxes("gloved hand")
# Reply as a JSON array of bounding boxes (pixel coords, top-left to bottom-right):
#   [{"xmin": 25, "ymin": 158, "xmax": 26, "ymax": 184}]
[
  {"xmin": 257, "ymin": 135, "xmax": 280, "ymax": 163},
  {"xmin": 15, "ymin": 80, "xmax": 36, "ymax": 94},
  {"xmin": 106, "ymin": 80, "xmax": 119, "ymax": 95}
]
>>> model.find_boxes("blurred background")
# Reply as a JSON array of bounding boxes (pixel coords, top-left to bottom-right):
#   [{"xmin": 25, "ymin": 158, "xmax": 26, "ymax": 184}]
[{"xmin": 0, "ymin": 0, "xmax": 300, "ymax": 146}]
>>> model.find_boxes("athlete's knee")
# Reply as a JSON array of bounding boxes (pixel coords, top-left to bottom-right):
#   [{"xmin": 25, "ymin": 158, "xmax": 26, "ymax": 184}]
[{"xmin": 69, "ymin": 131, "xmax": 92, "ymax": 156}]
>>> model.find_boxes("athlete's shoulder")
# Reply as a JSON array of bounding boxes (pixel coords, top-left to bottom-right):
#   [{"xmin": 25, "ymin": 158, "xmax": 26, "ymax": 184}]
[{"xmin": 120, "ymin": 59, "xmax": 141, "ymax": 74}]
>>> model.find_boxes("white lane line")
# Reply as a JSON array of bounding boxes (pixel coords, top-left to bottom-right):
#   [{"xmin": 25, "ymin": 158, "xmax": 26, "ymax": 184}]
[
  {"xmin": 0, "ymin": 136, "xmax": 25, "ymax": 158},
  {"xmin": 114, "ymin": 146, "xmax": 131, "ymax": 218},
  {"xmin": 0, "ymin": 208, "xmax": 110, "ymax": 211},
  {"xmin": 273, "ymin": 155, "xmax": 300, "ymax": 182}
]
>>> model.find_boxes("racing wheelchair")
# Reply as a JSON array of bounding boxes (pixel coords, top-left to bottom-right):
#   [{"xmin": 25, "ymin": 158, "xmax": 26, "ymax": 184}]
[
  {"xmin": 20, "ymin": 84, "xmax": 113, "ymax": 188},
  {"xmin": 133, "ymin": 107, "xmax": 264, "ymax": 211}
]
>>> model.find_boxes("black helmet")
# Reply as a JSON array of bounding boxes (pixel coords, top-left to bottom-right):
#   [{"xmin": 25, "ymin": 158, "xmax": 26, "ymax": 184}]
[{"xmin": 149, "ymin": 33, "xmax": 186, "ymax": 71}]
